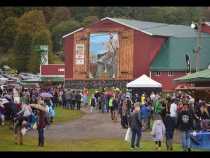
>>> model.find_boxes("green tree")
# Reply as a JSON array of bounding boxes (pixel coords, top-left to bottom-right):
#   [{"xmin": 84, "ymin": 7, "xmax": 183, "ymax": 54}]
[
  {"xmin": 82, "ymin": 16, "xmax": 99, "ymax": 27},
  {"xmin": 49, "ymin": 7, "xmax": 71, "ymax": 30},
  {"xmin": 15, "ymin": 32, "xmax": 33, "ymax": 72},
  {"xmin": 27, "ymin": 29, "xmax": 52, "ymax": 73},
  {"xmin": 0, "ymin": 17, "xmax": 17, "ymax": 52},
  {"xmin": 51, "ymin": 19, "xmax": 80, "ymax": 52},
  {"xmin": 17, "ymin": 10, "xmax": 47, "ymax": 35},
  {"xmin": 15, "ymin": 10, "xmax": 51, "ymax": 72}
]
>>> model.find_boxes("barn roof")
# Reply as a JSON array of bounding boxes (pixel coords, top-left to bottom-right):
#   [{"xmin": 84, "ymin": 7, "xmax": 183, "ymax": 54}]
[
  {"xmin": 204, "ymin": 22, "xmax": 210, "ymax": 26},
  {"xmin": 150, "ymin": 36, "xmax": 210, "ymax": 71},
  {"xmin": 104, "ymin": 17, "xmax": 210, "ymax": 38},
  {"xmin": 62, "ymin": 27, "xmax": 84, "ymax": 38},
  {"xmin": 62, "ymin": 17, "xmax": 210, "ymax": 38}
]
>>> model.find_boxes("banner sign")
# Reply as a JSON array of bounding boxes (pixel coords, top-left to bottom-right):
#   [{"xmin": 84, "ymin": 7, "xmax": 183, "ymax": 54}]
[
  {"xmin": 76, "ymin": 58, "xmax": 84, "ymax": 65},
  {"xmin": 75, "ymin": 44, "xmax": 84, "ymax": 65}
]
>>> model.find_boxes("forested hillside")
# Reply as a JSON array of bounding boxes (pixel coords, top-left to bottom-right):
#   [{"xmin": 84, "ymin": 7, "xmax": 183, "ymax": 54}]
[{"xmin": 0, "ymin": 7, "xmax": 209, "ymax": 73}]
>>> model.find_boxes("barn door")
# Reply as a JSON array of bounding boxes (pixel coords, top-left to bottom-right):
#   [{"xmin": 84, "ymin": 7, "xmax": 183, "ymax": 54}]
[{"xmin": 118, "ymin": 30, "xmax": 133, "ymax": 79}]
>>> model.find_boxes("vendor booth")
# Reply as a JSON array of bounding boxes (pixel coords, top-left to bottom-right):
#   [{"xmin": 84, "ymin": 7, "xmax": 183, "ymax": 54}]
[{"xmin": 126, "ymin": 74, "xmax": 162, "ymax": 95}]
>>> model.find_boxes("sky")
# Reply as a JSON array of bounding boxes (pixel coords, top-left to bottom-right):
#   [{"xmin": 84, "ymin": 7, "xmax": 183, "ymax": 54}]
[{"xmin": 89, "ymin": 33, "xmax": 118, "ymax": 55}]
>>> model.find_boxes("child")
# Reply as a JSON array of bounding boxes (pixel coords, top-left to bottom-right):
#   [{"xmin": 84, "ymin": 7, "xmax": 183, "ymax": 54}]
[{"xmin": 151, "ymin": 114, "xmax": 165, "ymax": 150}]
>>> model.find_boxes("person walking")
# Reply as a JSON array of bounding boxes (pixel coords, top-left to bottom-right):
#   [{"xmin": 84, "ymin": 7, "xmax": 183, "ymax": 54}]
[
  {"xmin": 170, "ymin": 98, "xmax": 178, "ymax": 129},
  {"xmin": 121, "ymin": 100, "xmax": 129, "ymax": 128},
  {"xmin": 112, "ymin": 96, "xmax": 118, "ymax": 122},
  {"xmin": 109, "ymin": 96, "xmax": 113, "ymax": 120},
  {"xmin": 140, "ymin": 102, "xmax": 151, "ymax": 131},
  {"xmin": 71, "ymin": 91, "xmax": 76, "ymax": 110},
  {"xmin": 75, "ymin": 91, "xmax": 81, "ymax": 110},
  {"xmin": 151, "ymin": 114, "xmax": 165, "ymax": 150},
  {"xmin": 90, "ymin": 95, "xmax": 96, "ymax": 113},
  {"xmin": 177, "ymin": 103, "xmax": 193, "ymax": 152},
  {"xmin": 37, "ymin": 105, "xmax": 49, "ymax": 147},
  {"xmin": 129, "ymin": 102, "xmax": 142, "ymax": 149},
  {"xmin": 165, "ymin": 113, "xmax": 174, "ymax": 151},
  {"xmin": 14, "ymin": 115, "xmax": 24, "ymax": 145},
  {"xmin": 154, "ymin": 98, "xmax": 163, "ymax": 115}
]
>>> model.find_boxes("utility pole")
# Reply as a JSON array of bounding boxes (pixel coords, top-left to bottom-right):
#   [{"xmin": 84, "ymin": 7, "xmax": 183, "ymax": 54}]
[
  {"xmin": 196, "ymin": 19, "xmax": 201, "ymax": 72},
  {"xmin": 191, "ymin": 19, "xmax": 202, "ymax": 72}
]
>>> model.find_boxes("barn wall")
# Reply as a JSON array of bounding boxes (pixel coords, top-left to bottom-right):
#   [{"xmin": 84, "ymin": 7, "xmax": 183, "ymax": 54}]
[
  {"xmin": 73, "ymin": 30, "xmax": 89, "ymax": 79},
  {"xmin": 151, "ymin": 71, "xmax": 186, "ymax": 91},
  {"xmin": 133, "ymin": 31, "xmax": 166, "ymax": 78},
  {"xmin": 41, "ymin": 64, "xmax": 65, "ymax": 76},
  {"xmin": 72, "ymin": 19, "xmax": 134, "ymax": 80},
  {"xmin": 64, "ymin": 35, "xmax": 74, "ymax": 80},
  {"xmin": 201, "ymin": 24, "xmax": 210, "ymax": 34}
]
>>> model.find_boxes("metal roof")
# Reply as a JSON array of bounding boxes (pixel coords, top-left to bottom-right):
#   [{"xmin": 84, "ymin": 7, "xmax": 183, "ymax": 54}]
[
  {"xmin": 62, "ymin": 27, "xmax": 84, "ymax": 38},
  {"xmin": 103, "ymin": 17, "xmax": 210, "ymax": 38},
  {"xmin": 150, "ymin": 36, "xmax": 210, "ymax": 71},
  {"xmin": 62, "ymin": 17, "xmax": 210, "ymax": 38},
  {"xmin": 204, "ymin": 22, "xmax": 210, "ymax": 26}
]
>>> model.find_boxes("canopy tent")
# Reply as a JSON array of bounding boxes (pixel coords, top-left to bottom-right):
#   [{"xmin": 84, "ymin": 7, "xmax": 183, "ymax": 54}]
[
  {"xmin": 174, "ymin": 68, "xmax": 210, "ymax": 83},
  {"xmin": 127, "ymin": 74, "xmax": 162, "ymax": 88}
]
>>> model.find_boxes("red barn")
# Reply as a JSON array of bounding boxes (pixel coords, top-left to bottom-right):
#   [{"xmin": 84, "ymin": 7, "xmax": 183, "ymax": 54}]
[
  {"xmin": 201, "ymin": 22, "xmax": 210, "ymax": 34},
  {"xmin": 63, "ymin": 17, "xmax": 210, "ymax": 91},
  {"xmin": 40, "ymin": 64, "xmax": 65, "ymax": 82}
]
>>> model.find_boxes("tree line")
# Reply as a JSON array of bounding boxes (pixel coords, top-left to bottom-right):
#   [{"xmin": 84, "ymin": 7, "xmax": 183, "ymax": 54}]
[{"xmin": 0, "ymin": 7, "xmax": 209, "ymax": 73}]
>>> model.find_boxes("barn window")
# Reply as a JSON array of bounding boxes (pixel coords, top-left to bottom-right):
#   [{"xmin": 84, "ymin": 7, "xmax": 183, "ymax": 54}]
[
  {"xmin": 168, "ymin": 71, "xmax": 174, "ymax": 76},
  {"xmin": 153, "ymin": 72, "xmax": 161, "ymax": 76}
]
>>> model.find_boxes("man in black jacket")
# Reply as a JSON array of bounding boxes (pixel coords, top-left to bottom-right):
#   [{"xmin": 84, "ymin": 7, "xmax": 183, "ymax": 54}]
[
  {"xmin": 75, "ymin": 91, "xmax": 81, "ymax": 110},
  {"xmin": 129, "ymin": 102, "xmax": 142, "ymax": 149},
  {"xmin": 177, "ymin": 103, "xmax": 193, "ymax": 152}
]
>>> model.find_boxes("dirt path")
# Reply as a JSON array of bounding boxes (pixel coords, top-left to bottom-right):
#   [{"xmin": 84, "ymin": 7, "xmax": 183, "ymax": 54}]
[{"xmin": 30, "ymin": 107, "xmax": 181, "ymax": 143}]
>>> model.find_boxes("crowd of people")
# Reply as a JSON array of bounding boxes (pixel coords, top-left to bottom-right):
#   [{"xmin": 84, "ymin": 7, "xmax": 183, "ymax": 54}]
[
  {"xmin": 0, "ymin": 86, "xmax": 63, "ymax": 146},
  {"xmin": 85, "ymin": 88, "xmax": 210, "ymax": 151},
  {"xmin": 122, "ymin": 91, "xmax": 210, "ymax": 151},
  {"xmin": 1, "ymin": 85, "xmax": 210, "ymax": 151}
]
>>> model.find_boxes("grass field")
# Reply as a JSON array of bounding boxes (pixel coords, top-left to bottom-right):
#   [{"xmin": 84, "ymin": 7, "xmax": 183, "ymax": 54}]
[
  {"xmin": 0, "ymin": 124, "xmax": 183, "ymax": 151},
  {"xmin": 0, "ymin": 106, "xmax": 204, "ymax": 152},
  {"xmin": 53, "ymin": 106, "xmax": 84, "ymax": 124}
]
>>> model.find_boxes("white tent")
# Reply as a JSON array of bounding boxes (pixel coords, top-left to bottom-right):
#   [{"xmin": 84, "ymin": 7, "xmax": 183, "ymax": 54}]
[{"xmin": 126, "ymin": 74, "xmax": 162, "ymax": 88}]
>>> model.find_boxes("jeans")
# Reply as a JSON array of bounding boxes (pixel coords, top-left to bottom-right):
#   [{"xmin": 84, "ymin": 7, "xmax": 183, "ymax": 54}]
[
  {"xmin": 131, "ymin": 128, "xmax": 142, "ymax": 148},
  {"xmin": 168, "ymin": 117, "xmax": 176, "ymax": 139},
  {"xmin": 181, "ymin": 131, "xmax": 191, "ymax": 151},
  {"xmin": 38, "ymin": 128, "xmax": 45, "ymax": 146}
]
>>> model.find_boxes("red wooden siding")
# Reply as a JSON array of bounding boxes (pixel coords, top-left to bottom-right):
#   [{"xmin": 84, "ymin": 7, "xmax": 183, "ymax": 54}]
[
  {"xmin": 41, "ymin": 64, "xmax": 65, "ymax": 76},
  {"xmin": 201, "ymin": 23, "xmax": 210, "ymax": 34},
  {"xmin": 64, "ymin": 35, "xmax": 74, "ymax": 79},
  {"xmin": 88, "ymin": 19, "xmax": 129, "ymax": 32},
  {"xmin": 133, "ymin": 31, "xmax": 166, "ymax": 78},
  {"xmin": 151, "ymin": 71, "xmax": 187, "ymax": 91}
]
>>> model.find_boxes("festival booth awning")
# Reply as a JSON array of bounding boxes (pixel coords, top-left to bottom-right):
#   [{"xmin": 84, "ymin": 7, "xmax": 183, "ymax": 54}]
[
  {"xmin": 126, "ymin": 74, "xmax": 162, "ymax": 88},
  {"xmin": 174, "ymin": 68, "xmax": 210, "ymax": 83},
  {"xmin": 174, "ymin": 69, "xmax": 210, "ymax": 102},
  {"xmin": 41, "ymin": 76, "xmax": 64, "ymax": 82}
]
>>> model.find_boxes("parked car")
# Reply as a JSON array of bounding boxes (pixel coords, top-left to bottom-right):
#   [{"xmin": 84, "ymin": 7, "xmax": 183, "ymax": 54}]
[
  {"xmin": 19, "ymin": 73, "xmax": 36, "ymax": 80},
  {"xmin": 0, "ymin": 75, "xmax": 8, "ymax": 85}
]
